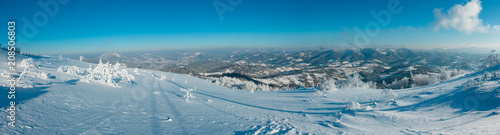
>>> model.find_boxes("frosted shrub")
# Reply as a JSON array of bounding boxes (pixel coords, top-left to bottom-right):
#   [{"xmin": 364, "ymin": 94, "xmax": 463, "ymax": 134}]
[
  {"xmin": 429, "ymin": 74, "xmax": 441, "ymax": 85},
  {"xmin": 412, "ymin": 74, "xmax": 427, "ymax": 87},
  {"xmin": 366, "ymin": 81, "xmax": 377, "ymax": 89},
  {"xmin": 345, "ymin": 74, "xmax": 366, "ymax": 88},
  {"xmin": 480, "ymin": 53, "xmax": 500, "ymax": 69},
  {"xmin": 18, "ymin": 58, "xmax": 48, "ymax": 80},
  {"xmin": 20, "ymin": 58, "xmax": 37, "ymax": 68},
  {"xmin": 258, "ymin": 84, "xmax": 271, "ymax": 91},
  {"xmin": 133, "ymin": 68, "xmax": 140, "ymax": 74},
  {"xmin": 32, "ymin": 72, "xmax": 49, "ymax": 79},
  {"xmin": 212, "ymin": 76, "xmax": 277, "ymax": 91},
  {"xmin": 450, "ymin": 69, "xmax": 468, "ymax": 77},
  {"xmin": 387, "ymin": 77, "xmax": 410, "ymax": 89},
  {"xmin": 439, "ymin": 69, "xmax": 452, "ymax": 81},
  {"xmin": 83, "ymin": 60, "xmax": 135, "ymax": 87},
  {"xmin": 461, "ymin": 72, "xmax": 496, "ymax": 91},
  {"xmin": 57, "ymin": 66, "xmax": 88, "ymax": 76},
  {"xmin": 381, "ymin": 89, "xmax": 397, "ymax": 102},
  {"xmin": 0, "ymin": 71, "xmax": 9, "ymax": 78},
  {"xmin": 242, "ymin": 81, "xmax": 258, "ymax": 90},
  {"xmin": 412, "ymin": 74, "xmax": 440, "ymax": 87},
  {"xmin": 462, "ymin": 78, "xmax": 483, "ymax": 90},
  {"xmin": 181, "ymin": 88, "xmax": 196, "ymax": 102},
  {"xmin": 346, "ymin": 101, "xmax": 362, "ymax": 110},
  {"xmin": 320, "ymin": 78, "xmax": 338, "ymax": 91},
  {"xmin": 58, "ymin": 59, "xmax": 135, "ymax": 87},
  {"xmin": 337, "ymin": 74, "xmax": 376, "ymax": 89},
  {"xmin": 345, "ymin": 101, "xmax": 372, "ymax": 111},
  {"xmin": 215, "ymin": 76, "xmax": 242, "ymax": 88}
]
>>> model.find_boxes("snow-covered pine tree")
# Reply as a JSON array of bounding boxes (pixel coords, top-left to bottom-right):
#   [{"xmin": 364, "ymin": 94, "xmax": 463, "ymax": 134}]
[
  {"xmin": 381, "ymin": 80, "xmax": 387, "ymax": 89},
  {"xmin": 409, "ymin": 70, "xmax": 414, "ymax": 88}
]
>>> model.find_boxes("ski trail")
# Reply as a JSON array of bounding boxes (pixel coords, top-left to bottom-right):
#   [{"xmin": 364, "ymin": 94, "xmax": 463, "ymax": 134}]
[
  {"xmin": 55, "ymin": 111, "xmax": 115, "ymax": 134},
  {"xmin": 165, "ymin": 80, "xmax": 338, "ymax": 115},
  {"xmin": 161, "ymin": 80, "xmax": 255, "ymax": 122},
  {"xmin": 79, "ymin": 112, "xmax": 119, "ymax": 135},
  {"xmin": 154, "ymin": 80, "xmax": 189, "ymax": 134},
  {"xmin": 149, "ymin": 85, "xmax": 163, "ymax": 135}
]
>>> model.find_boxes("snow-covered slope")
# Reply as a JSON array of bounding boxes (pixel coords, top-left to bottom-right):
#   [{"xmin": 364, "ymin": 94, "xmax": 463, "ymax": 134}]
[{"xmin": 1, "ymin": 50, "xmax": 499, "ymax": 134}]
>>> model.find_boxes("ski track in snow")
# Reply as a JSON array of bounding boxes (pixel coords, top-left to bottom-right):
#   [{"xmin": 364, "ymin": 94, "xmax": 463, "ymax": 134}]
[
  {"xmin": 166, "ymin": 79, "xmax": 339, "ymax": 115},
  {"xmin": 154, "ymin": 81, "xmax": 189, "ymax": 135}
]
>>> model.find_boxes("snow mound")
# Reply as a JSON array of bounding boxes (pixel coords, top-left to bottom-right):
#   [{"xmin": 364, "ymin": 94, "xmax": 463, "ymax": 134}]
[{"xmin": 345, "ymin": 101, "xmax": 372, "ymax": 111}]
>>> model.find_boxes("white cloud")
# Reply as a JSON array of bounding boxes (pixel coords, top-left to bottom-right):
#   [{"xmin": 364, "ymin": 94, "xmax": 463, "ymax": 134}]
[
  {"xmin": 399, "ymin": 25, "xmax": 420, "ymax": 31},
  {"xmin": 433, "ymin": 0, "xmax": 499, "ymax": 34}
]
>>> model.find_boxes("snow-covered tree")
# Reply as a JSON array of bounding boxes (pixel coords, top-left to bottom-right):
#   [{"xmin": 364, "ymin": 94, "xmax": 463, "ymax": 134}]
[
  {"xmin": 335, "ymin": 73, "xmax": 377, "ymax": 89},
  {"xmin": 387, "ymin": 77, "xmax": 410, "ymax": 89},
  {"xmin": 345, "ymin": 74, "xmax": 364, "ymax": 88},
  {"xmin": 439, "ymin": 69, "xmax": 452, "ymax": 81},
  {"xmin": 15, "ymin": 58, "xmax": 49, "ymax": 87},
  {"xmin": 480, "ymin": 53, "xmax": 500, "ymax": 69},
  {"xmin": 58, "ymin": 59, "xmax": 136, "ymax": 87},
  {"xmin": 319, "ymin": 78, "xmax": 338, "ymax": 91},
  {"xmin": 412, "ymin": 74, "xmax": 429, "ymax": 87},
  {"xmin": 408, "ymin": 70, "xmax": 414, "ymax": 88},
  {"xmin": 337, "ymin": 74, "xmax": 376, "ymax": 89},
  {"xmin": 429, "ymin": 74, "xmax": 441, "ymax": 85},
  {"xmin": 381, "ymin": 89, "xmax": 397, "ymax": 102},
  {"xmin": 381, "ymin": 80, "xmax": 387, "ymax": 89}
]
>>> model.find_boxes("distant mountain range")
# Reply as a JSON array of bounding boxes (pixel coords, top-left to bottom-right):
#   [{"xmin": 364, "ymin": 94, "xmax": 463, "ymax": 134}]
[{"xmin": 72, "ymin": 48, "xmax": 485, "ymax": 90}]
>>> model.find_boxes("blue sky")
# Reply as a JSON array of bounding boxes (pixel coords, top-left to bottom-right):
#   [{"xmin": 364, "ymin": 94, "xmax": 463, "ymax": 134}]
[{"xmin": 1, "ymin": 0, "xmax": 499, "ymax": 54}]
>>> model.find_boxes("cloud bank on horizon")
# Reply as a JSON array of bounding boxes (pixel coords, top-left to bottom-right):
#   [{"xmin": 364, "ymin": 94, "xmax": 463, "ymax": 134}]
[{"xmin": 433, "ymin": 0, "xmax": 500, "ymax": 34}]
